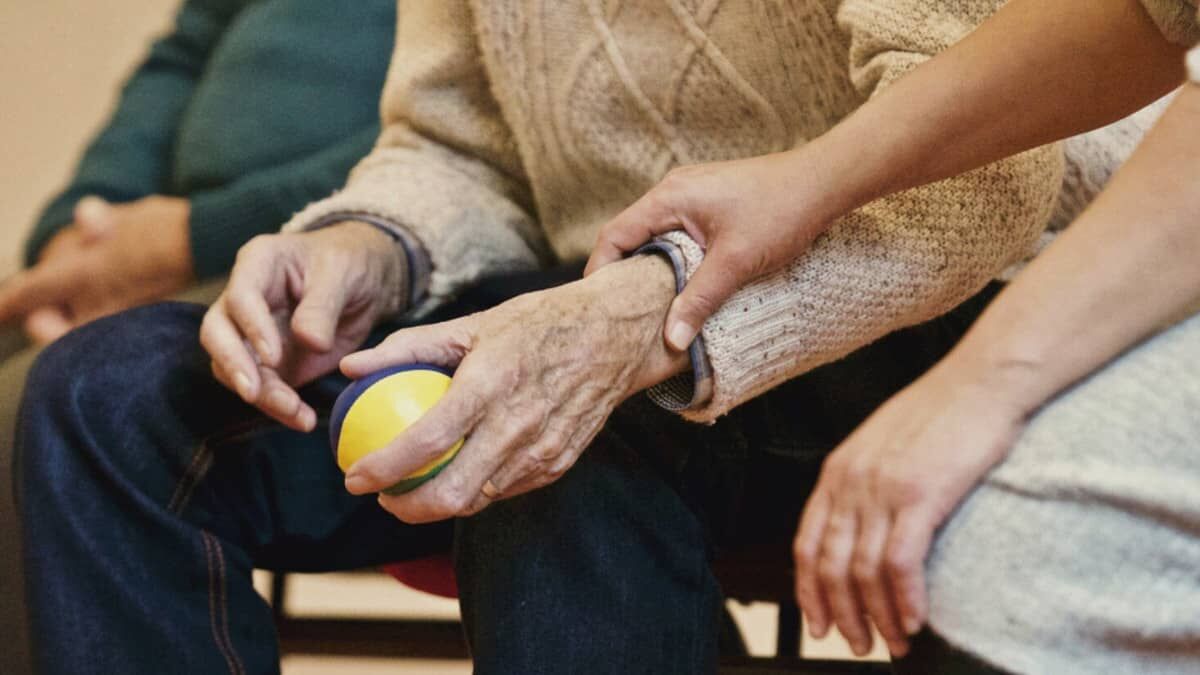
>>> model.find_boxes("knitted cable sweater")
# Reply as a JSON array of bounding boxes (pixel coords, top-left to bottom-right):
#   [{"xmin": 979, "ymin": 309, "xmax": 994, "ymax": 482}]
[{"xmin": 285, "ymin": 0, "xmax": 1150, "ymax": 422}]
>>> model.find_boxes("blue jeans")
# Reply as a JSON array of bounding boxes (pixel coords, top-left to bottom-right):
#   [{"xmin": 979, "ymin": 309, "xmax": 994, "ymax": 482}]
[{"xmin": 15, "ymin": 270, "xmax": 997, "ymax": 674}]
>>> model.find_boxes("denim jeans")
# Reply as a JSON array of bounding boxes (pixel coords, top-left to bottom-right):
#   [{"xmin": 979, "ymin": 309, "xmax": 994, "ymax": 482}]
[
  {"xmin": 2, "ymin": 278, "xmax": 228, "ymax": 675},
  {"xmin": 15, "ymin": 267, "xmax": 998, "ymax": 675}
]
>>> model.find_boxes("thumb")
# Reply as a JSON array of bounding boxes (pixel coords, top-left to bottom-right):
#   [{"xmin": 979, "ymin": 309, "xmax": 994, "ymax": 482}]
[
  {"xmin": 73, "ymin": 196, "xmax": 116, "ymax": 242},
  {"xmin": 340, "ymin": 317, "xmax": 473, "ymax": 379},
  {"xmin": 663, "ymin": 253, "xmax": 739, "ymax": 351}
]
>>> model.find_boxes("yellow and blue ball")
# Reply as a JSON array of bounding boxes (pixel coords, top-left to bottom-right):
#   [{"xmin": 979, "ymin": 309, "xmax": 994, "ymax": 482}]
[{"xmin": 330, "ymin": 364, "xmax": 463, "ymax": 495}]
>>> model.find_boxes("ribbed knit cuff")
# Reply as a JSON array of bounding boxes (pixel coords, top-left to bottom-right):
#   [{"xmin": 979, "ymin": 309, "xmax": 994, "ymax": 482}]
[
  {"xmin": 635, "ymin": 240, "xmax": 714, "ymax": 414},
  {"xmin": 189, "ymin": 186, "xmax": 290, "ymax": 280}
]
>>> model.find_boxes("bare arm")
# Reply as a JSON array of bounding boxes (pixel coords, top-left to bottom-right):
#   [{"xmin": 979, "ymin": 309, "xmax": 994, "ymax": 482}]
[
  {"xmin": 944, "ymin": 81, "xmax": 1200, "ymax": 415},
  {"xmin": 821, "ymin": 0, "xmax": 1186, "ymax": 211},
  {"xmin": 794, "ymin": 77, "xmax": 1200, "ymax": 659}
]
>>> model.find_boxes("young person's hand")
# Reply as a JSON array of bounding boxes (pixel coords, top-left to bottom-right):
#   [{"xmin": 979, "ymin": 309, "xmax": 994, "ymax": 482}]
[
  {"xmin": 585, "ymin": 150, "xmax": 845, "ymax": 351},
  {"xmin": 0, "ymin": 195, "xmax": 194, "ymax": 343},
  {"xmin": 200, "ymin": 222, "xmax": 408, "ymax": 431},
  {"xmin": 339, "ymin": 254, "xmax": 688, "ymax": 523},
  {"xmin": 792, "ymin": 357, "xmax": 1032, "ymax": 658}
]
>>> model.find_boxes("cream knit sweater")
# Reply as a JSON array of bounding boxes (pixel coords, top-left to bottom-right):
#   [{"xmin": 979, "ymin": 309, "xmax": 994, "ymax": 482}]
[{"xmin": 285, "ymin": 0, "xmax": 1150, "ymax": 422}]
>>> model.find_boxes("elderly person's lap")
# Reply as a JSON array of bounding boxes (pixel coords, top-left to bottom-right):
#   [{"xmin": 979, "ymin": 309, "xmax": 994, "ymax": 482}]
[{"xmin": 15, "ymin": 273, "xmax": 997, "ymax": 673}]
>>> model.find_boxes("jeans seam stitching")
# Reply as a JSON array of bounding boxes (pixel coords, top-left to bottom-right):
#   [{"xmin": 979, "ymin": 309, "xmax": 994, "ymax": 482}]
[
  {"xmin": 211, "ymin": 533, "xmax": 246, "ymax": 675},
  {"xmin": 202, "ymin": 532, "xmax": 241, "ymax": 675},
  {"xmin": 169, "ymin": 443, "xmax": 214, "ymax": 514}
]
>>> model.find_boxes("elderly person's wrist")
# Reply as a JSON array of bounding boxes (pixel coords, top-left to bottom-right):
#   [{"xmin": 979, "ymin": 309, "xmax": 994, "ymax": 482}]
[{"xmin": 578, "ymin": 253, "xmax": 690, "ymax": 393}]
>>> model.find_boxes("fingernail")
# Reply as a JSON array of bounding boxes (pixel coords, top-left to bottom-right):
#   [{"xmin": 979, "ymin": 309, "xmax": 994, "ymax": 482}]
[
  {"xmin": 666, "ymin": 320, "xmax": 697, "ymax": 351},
  {"xmin": 904, "ymin": 616, "xmax": 922, "ymax": 636},
  {"xmin": 233, "ymin": 372, "xmax": 253, "ymax": 400},
  {"xmin": 889, "ymin": 641, "xmax": 909, "ymax": 658}
]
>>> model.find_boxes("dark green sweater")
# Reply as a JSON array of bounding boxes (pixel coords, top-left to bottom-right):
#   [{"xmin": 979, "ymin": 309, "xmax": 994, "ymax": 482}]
[{"xmin": 28, "ymin": 0, "xmax": 395, "ymax": 279}]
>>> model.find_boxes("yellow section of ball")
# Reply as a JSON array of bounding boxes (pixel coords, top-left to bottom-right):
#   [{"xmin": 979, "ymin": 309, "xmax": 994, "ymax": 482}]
[{"xmin": 336, "ymin": 369, "xmax": 463, "ymax": 476}]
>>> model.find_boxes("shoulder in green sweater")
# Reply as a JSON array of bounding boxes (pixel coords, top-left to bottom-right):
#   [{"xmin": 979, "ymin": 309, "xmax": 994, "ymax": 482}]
[{"xmin": 29, "ymin": 0, "xmax": 396, "ymax": 278}]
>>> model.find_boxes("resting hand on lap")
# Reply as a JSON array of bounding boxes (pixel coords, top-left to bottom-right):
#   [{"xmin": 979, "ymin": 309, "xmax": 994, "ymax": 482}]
[
  {"xmin": 792, "ymin": 358, "xmax": 1032, "ymax": 659},
  {"xmin": 340, "ymin": 254, "xmax": 688, "ymax": 524},
  {"xmin": 200, "ymin": 222, "xmax": 407, "ymax": 431},
  {"xmin": 0, "ymin": 195, "xmax": 193, "ymax": 343}
]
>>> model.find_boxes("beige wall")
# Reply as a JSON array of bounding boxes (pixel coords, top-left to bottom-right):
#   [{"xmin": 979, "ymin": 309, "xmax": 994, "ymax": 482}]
[{"xmin": 0, "ymin": 0, "xmax": 175, "ymax": 277}]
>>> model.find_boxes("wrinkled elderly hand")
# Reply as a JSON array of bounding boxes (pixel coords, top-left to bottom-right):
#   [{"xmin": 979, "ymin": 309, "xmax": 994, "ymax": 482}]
[
  {"xmin": 792, "ymin": 360, "xmax": 1030, "ymax": 658},
  {"xmin": 340, "ymin": 254, "xmax": 688, "ymax": 524},
  {"xmin": 200, "ymin": 222, "xmax": 407, "ymax": 431},
  {"xmin": 585, "ymin": 149, "xmax": 847, "ymax": 351},
  {"xmin": 0, "ymin": 195, "xmax": 193, "ymax": 343}
]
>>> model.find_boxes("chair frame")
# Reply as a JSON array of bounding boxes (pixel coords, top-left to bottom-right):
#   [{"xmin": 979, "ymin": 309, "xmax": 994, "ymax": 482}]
[{"xmin": 269, "ymin": 571, "xmax": 892, "ymax": 674}]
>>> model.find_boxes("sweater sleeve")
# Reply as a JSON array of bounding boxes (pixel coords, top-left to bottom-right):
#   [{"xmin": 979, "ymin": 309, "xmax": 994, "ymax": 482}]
[
  {"xmin": 26, "ymin": 0, "xmax": 243, "ymax": 266},
  {"xmin": 655, "ymin": 0, "xmax": 1066, "ymax": 422},
  {"xmin": 1138, "ymin": 0, "xmax": 1200, "ymax": 46},
  {"xmin": 282, "ymin": 0, "xmax": 552, "ymax": 311}
]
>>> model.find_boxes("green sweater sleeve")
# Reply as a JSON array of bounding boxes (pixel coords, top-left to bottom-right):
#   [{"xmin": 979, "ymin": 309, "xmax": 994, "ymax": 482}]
[
  {"xmin": 187, "ymin": 124, "xmax": 381, "ymax": 279},
  {"xmin": 25, "ymin": 0, "xmax": 244, "ymax": 266}
]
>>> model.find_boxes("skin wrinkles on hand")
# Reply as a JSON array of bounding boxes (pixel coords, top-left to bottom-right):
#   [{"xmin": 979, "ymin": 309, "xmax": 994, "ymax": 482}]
[{"xmin": 339, "ymin": 254, "xmax": 686, "ymax": 524}]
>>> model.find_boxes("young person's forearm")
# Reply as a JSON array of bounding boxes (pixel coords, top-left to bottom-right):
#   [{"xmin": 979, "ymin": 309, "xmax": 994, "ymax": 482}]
[
  {"xmin": 802, "ymin": 0, "xmax": 1185, "ymax": 220},
  {"xmin": 942, "ymin": 84, "xmax": 1200, "ymax": 415}
]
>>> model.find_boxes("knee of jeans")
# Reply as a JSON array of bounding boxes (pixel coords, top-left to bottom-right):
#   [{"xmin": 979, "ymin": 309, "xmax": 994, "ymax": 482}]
[
  {"xmin": 17, "ymin": 304, "xmax": 210, "ymax": 495},
  {"xmin": 28, "ymin": 302, "xmax": 206, "ymax": 396},
  {"xmin": 21, "ymin": 303, "xmax": 207, "ymax": 438}
]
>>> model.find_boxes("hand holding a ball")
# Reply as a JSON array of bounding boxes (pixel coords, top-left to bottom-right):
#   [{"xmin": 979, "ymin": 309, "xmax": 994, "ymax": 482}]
[{"xmin": 338, "ymin": 254, "xmax": 689, "ymax": 523}]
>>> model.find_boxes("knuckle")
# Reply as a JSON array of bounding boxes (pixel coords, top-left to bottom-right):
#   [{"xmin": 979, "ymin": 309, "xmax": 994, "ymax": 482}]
[
  {"xmin": 793, "ymin": 540, "xmax": 814, "ymax": 568},
  {"xmin": 433, "ymin": 480, "xmax": 472, "ymax": 515},
  {"xmin": 817, "ymin": 559, "xmax": 843, "ymax": 584},
  {"xmin": 820, "ymin": 452, "xmax": 846, "ymax": 479},
  {"xmin": 884, "ymin": 550, "xmax": 916, "ymax": 578},
  {"xmin": 198, "ymin": 314, "xmax": 217, "ymax": 346},
  {"xmin": 881, "ymin": 469, "xmax": 926, "ymax": 505},
  {"xmin": 237, "ymin": 235, "xmax": 275, "ymax": 261},
  {"xmin": 851, "ymin": 559, "xmax": 877, "ymax": 584},
  {"xmin": 524, "ymin": 445, "xmax": 555, "ymax": 465},
  {"xmin": 544, "ymin": 459, "xmax": 571, "ymax": 480},
  {"xmin": 843, "ymin": 457, "xmax": 874, "ymax": 483}
]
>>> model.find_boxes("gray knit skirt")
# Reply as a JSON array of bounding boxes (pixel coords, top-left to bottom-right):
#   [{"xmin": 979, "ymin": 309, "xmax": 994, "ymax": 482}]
[{"xmin": 926, "ymin": 311, "xmax": 1200, "ymax": 674}]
